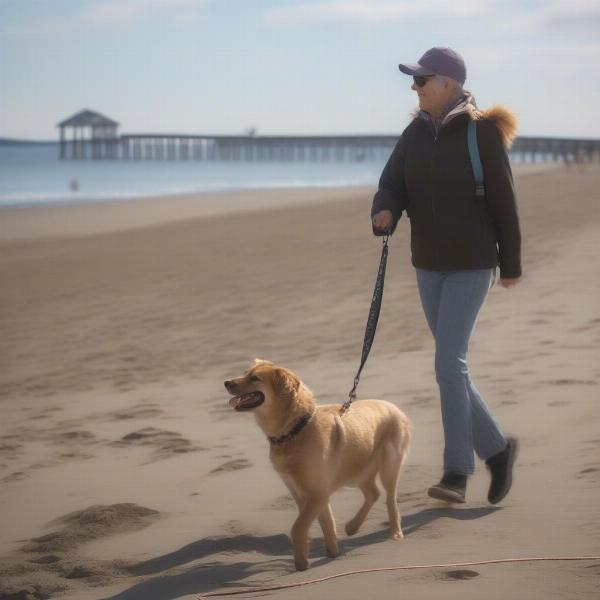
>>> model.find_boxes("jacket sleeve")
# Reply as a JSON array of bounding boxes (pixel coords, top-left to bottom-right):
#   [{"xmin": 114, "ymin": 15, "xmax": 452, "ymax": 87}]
[
  {"xmin": 370, "ymin": 129, "xmax": 409, "ymax": 236},
  {"xmin": 478, "ymin": 120, "xmax": 522, "ymax": 278}
]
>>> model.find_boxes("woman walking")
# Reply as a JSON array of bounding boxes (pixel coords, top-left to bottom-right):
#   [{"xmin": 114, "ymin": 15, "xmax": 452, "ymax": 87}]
[{"xmin": 371, "ymin": 47, "xmax": 520, "ymax": 504}]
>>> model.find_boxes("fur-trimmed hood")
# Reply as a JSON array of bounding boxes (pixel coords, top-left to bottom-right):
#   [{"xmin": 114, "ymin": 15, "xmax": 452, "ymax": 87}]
[
  {"xmin": 473, "ymin": 105, "xmax": 518, "ymax": 149},
  {"xmin": 411, "ymin": 91, "xmax": 518, "ymax": 149}
]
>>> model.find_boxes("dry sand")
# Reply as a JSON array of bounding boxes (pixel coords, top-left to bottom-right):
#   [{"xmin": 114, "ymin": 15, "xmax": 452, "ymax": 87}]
[{"xmin": 0, "ymin": 162, "xmax": 599, "ymax": 599}]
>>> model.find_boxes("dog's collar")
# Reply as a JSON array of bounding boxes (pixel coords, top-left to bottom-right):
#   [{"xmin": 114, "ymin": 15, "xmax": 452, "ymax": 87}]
[{"xmin": 268, "ymin": 411, "xmax": 315, "ymax": 446}]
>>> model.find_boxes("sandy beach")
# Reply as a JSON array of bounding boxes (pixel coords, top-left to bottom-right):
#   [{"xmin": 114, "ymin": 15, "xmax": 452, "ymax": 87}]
[{"xmin": 1, "ymin": 162, "xmax": 599, "ymax": 599}]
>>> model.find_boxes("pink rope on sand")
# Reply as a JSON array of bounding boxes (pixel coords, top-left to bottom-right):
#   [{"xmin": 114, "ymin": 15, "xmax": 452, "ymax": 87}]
[{"xmin": 196, "ymin": 556, "xmax": 600, "ymax": 599}]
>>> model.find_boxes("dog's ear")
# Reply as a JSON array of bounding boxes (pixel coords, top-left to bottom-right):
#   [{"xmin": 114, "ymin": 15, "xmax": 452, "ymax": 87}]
[
  {"xmin": 253, "ymin": 358, "xmax": 273, "ymax": 366},
  {"xmin": 272, "ymin": 367, "xmax": 301, "ymax": 404}
]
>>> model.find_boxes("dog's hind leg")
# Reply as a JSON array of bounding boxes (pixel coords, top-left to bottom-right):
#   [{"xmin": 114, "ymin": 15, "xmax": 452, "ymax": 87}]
[
  {"xmin": 379, "ymin": 441, "xmax": 404, "ymax": 539},
  {"xmin": 344, "ymin": 474, "xmax": 380, "ymax": 536},
  {"xmin": 318, "ymin": 502, "xmax": 339, "ymax": 558}
]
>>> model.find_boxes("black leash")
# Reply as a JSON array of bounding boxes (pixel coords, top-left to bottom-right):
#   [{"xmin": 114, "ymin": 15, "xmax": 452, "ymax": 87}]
[{"xmin": 341, "ymin": 233, "xmax": 390, "ymax": 415}]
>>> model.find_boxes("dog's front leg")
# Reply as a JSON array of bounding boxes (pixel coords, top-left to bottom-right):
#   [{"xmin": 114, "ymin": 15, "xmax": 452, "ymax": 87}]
[
  {"xmin": 318, "ymin": 502, "xmax": 339, "ymax": 558},
  {"xmin": 282, "ymin": 476, "xmax": 304, "ymax": 510},
  {"xmin": 291, "ymin": 494, "xmax": 328, "ymax": 571}
]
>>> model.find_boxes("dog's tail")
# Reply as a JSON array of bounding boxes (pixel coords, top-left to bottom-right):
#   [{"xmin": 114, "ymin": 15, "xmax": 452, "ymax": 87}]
[
  {"xmin": 397, "ymin": 412, "xmax": 411, "ymax": 467},
  {"xmin": 385, "ymin": 405, "xmax": 411, "ymax": 467}
]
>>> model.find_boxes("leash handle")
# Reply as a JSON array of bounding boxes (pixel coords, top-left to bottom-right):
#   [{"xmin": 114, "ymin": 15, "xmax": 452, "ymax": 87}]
[{"xmin": 341, "ymin": 233, "xmax": 389, "ymax": 415}]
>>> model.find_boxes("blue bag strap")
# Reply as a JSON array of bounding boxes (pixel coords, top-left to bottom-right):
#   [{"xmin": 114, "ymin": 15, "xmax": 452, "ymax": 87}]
[{"xmin": 467, "ymin": 119, "xmax": 485, "ymax": 198}]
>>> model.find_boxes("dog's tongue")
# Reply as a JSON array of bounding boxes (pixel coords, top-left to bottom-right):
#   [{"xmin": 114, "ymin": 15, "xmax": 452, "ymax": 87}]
[
  {"xmin": 229, "ymin": 395, "xmax": 243, "ymax": 409},
  {"xmin": 229, "ymin": 392, "xmax": 263, "ymax": 411}
]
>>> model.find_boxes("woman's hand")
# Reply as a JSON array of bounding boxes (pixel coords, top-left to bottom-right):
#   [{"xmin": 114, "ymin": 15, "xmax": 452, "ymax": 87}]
[
  {"xmin": 372, "ymin": 210, "xmax": 394, "ymax": 234},
  {"xmin": 498, "ymin": 277, "xmax": 521, "ymax": 288}
]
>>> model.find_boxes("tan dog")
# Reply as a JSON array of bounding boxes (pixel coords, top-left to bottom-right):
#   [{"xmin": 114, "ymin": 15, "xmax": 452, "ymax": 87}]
[{"xmin": 224, "ymin": 359, "xmax": 411, "ymax": 571}]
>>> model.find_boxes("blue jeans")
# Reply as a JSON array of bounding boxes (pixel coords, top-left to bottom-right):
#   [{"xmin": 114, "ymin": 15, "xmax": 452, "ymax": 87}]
[{"xmin": 416, "ymin": 267, "xmax": 507, "ymax": 476}]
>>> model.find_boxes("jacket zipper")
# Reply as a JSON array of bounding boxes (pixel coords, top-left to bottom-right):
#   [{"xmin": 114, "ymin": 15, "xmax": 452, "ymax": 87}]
[{"xmin": 429, "ymin": 123, "xmax": 439, "ymax": 268}]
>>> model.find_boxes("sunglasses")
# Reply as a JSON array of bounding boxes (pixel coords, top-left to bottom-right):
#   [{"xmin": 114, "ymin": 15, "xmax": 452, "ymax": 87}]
[{"xmin": 413, "ymin": 75, "xmax": 436, "ymax": 87}]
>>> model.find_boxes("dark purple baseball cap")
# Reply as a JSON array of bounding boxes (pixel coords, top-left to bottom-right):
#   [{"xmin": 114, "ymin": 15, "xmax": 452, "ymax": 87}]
[{"xmin": 399, "ymin": 47, "xmax": 466, "ymax": 85}]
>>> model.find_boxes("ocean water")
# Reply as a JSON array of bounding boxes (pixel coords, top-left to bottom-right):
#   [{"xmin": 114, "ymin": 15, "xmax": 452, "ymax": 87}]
[
  {"xmin": 0, "ymin": 142, "xmax": 548, "ymax": 209},
  {"xmin": 0, "ymin": 142, "xmax": 390, "ymax": 209}
]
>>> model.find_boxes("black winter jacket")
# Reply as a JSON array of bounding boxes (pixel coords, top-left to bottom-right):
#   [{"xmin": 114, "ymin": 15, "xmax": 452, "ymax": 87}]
[{"xmin": 371, "ymin": 95, "xmax": 522, "ymax": 278}]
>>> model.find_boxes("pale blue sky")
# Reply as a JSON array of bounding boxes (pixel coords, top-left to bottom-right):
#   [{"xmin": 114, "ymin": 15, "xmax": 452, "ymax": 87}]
[{"xmin": 1, "ymin": 0, "xmax": 599, "ymax": 140}]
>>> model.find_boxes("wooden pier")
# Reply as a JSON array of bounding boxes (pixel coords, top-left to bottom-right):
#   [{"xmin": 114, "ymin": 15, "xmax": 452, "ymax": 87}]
[{"xmin": 58, "ymin": 109, "xmax": 600, "ymax": 164}]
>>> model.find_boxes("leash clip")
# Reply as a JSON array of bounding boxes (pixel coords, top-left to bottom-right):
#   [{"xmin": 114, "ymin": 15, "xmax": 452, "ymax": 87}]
[{"xmin": 341, "ymin": 377, "xmax": 360, "ymax": 415}]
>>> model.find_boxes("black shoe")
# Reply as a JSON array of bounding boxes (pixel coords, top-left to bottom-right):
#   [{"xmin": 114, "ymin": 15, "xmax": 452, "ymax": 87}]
[
  {"xmin": 427, "ymin": 473, "xmax": 467, "ymax": 503},
  {"xmin": 486, "ymin": 437, "xmax": 519, "ymax": 504}
]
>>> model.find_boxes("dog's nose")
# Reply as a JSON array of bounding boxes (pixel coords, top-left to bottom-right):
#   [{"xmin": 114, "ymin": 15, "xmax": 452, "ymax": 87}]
[{"xmin": 224, "ymin": 380, "xmax": 231, "ymax": 390}]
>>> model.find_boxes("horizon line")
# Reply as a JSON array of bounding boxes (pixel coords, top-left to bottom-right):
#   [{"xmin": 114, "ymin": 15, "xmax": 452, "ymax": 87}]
[{"xmin": 3, "ymin": 133, "xmax": 600, "ymax": 144}]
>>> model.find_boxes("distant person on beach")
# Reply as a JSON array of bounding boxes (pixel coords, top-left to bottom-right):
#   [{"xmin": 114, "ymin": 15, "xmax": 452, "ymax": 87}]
[
  {"xmin": 575, "ymin": 149, "xmax": 587, "ymax": 173},
  {"xmin": 371, "ymin": 47, "xmax": 521, "ymax": 504},
  {"xmin": 69, "ymin": 178, "xmax": 79, "ymax": 192}
]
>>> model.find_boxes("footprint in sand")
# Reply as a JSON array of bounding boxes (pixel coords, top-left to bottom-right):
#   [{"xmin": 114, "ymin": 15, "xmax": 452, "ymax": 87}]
[
  {"xmin": 408, "ymin": 395, "xmax": 436, "ymax": 407},
  {"xmin": 1, "ymin": 430, "xmax": 98, "ymax": 480},
  {"xmin": 397, "ymin": 490, "xmax": 423, "ymax": 502},
  {"xmin": 211, "ymin": 458, "xmax": 253, "ymax": 474},
  {"xmin": 0, "ymin": 443, "xmax": 23, "ymax": 460},
  {"xmin": 583, "ymin": 438, "xmax": 600, "ymax": 446},
  {"xmin": 56, "ymin": 430, "xmax": 95, "ymax": 442},
  {"xmin": 31, "ymin": 406, "xmax": 62, "ymax": 420},
  {"xmin": 266, "ymin": 494, "xmax": 296, "ymax": 510},
  {"xmin": 572, "ymin": 317, "xmax": 600, "ymax": 332},
  {"xmin": 529, "ymin": 318, "xmax": 549, "ymax": 325},
  {"xmin": 113, "ymin": 427, "xmax": 204, "ymax": 461},
  {"xmin": 30, "ymin": 554, "xmax": 62, "ymax": 564},
  {"xmin": 443, "ymin": 569, "xmax": 480, "ymax": 580},
  {"xmin": 29, "ymin": 449, "xmax": 94, "ymax": 471},
  {"xmin": 578, "ymin": 467, "xmax": 600, "ymax": 478},
  {"xmin": 105, "ymin": 405, "xmax": 164, "ymax": 421},
  {"xmin": 536, "ymin": 309, "xmax": 564, "ymax": 317},
  {"xmin": 546, "ymin": 379, "xmax": 598, "ymax": 386},
  {"xmin": 2, "ymin": 471, "xmax": 27, "ymax": 483}
]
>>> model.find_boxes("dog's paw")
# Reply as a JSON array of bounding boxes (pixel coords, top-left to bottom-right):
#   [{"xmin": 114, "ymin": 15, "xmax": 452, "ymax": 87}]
[
  {"xmin": 390, "ymin": 530, "xmax": 404, "ymax": 540},
  {"xmin": 294, "ymin": 557, "xmax": 309, "ymax": 571},
  {"xmin": 345, "ymin": 521, "xmax": 359, "ymax": 537},
  {"xmin": 325, "ymin": 544, "xmax": 339, "ymax": 558}
]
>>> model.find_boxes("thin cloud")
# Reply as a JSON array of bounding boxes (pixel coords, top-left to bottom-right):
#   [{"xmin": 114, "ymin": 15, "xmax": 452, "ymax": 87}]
[
  {"xmin": 265, "ymin": 0, "xmax": 600, "ymax": 32},
  {"xmin": 265, "ymin": 0, "xmax": 493, "ymax": 24},
  {"xmin": 83, "ymin": 0, "xmax": 208, "ymax": 27},
  {"xmin": 540, "ymin": 0, "xmax": 600, "ymax": 30},
  {"xmin": 543, "ymin": 0, "xmax": 600, "ymax": 18},
  {"xmin": 0, "ymin": 0, "xmax": 209, "ymax": 35},
  {"xmin": 491, "ymin": 0, "xmax": 600, "ymax": 37},
  {"xmin": 0, "ymin": 14, "xmax": 74, "ymax": 36}
]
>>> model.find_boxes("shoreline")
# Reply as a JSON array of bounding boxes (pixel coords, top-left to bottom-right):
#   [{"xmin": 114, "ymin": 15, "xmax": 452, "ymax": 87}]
[
  {"xmin": 0, "ymin": 162, "xmax": 562, "ymax": 242},
  {"xmin": 0, "ymin": 185, "xmax": 373, "ymax": 242}
]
